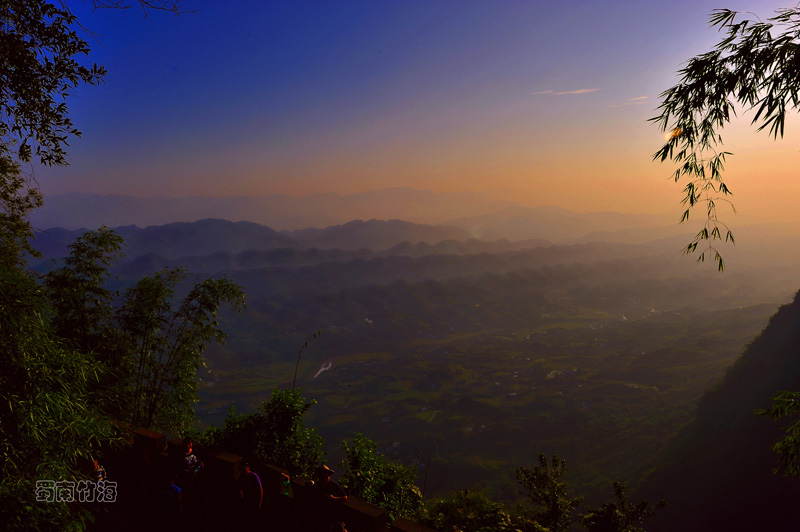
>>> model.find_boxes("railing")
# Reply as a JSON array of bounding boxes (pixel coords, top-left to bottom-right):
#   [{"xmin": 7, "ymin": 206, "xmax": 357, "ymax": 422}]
[{"xmin": 128, "ymin": 427, "xmax": 434, "ymax": 532}]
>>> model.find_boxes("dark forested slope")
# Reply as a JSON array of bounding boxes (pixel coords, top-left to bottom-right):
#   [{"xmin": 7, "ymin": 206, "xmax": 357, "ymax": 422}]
[{"xmin": 638, "ymin": 291, "xmax": 800, "ymax": 532}]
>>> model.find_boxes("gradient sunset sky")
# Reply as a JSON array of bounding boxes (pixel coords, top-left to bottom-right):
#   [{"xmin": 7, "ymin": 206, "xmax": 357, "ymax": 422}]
[{"xmin": 37, "ymin": 0, "xmax": 800, "ymax": 222}]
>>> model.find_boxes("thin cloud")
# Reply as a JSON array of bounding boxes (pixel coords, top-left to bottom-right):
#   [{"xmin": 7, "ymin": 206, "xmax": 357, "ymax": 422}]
[
  {"xmin": 531, "ymin": 90, "xmax": 553, "ymax": 95},
  {"xmin": 610, "ymin": 101, "xmax": 647, "ymax": 108},
  {"xmin": 552, "ymin": 88, "xmax": 600, "ymax": 95},
  {"xmin": 610, "ymin": 96, "xmax": 651, "ymax": 108}
]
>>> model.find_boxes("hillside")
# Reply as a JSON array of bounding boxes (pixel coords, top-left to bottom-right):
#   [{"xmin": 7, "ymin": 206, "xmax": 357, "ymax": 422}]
[{"xmin": 637, "ymin": 292, "xmax": 800, "ymax": 531}]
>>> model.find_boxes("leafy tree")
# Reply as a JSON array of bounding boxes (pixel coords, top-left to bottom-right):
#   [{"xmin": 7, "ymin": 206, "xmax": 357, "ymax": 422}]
[
  {"xmin": 1, "ymin": 0, "xmax": 185, "ymax": 168},
  {"xmin": 0, "ymin": 89, "xmax": 117, "ymax": 530},
  {"xmin": 201, "ymin": 389, "xmax": 325, "ymax": 476},
  {"xmin": 1, "ymin": 0, "xmax": 105, "ymax": 272},
  {"xmin": 44, "ymin": 227, "xmax": 127, "ymax": 416},
  {"xmin": 1, "ymin": 0, "xmax": 109, "ymax": 288},
  {"xmin": 0, "ymin": 0, "xmax": 180, "ymax": 271},
  {"xmin": 45, "ymin": 227, "xmax": 124, "ymax": 346},
  {"xmin": 651, "ymin": 7, "xmax": 800, "ymax": 271},
  {"xmin": 1, "ymin": 225, "xmax": 244, "ymax": 528},
  {"xmin": 43, "ymin": 230, "xmax": 246, "ymax": 433},
  {"xmin": 1, "ymin": 1, "xmax": 185, "ymax": 529},
  {"xmin": 79, "ymin": 0, "xmax": 189, "ymax": 16},
  {"xmin": 0, "ymin": 263, "xmax": 117, "ymax": 530},
  {"xmin": 0, "ymin": 2, "xmax": 108, "ymax": 526},
  {"xmin": 756, "ymin": 391, "xmax": 800, "ymax": 477},
  {"xmin": 116, "ymin": 266, "xmax": 245, "ymax": 433},
  {"xmin": 339, "ymin": 433, "xmax": 422, "ymax": 521},
  {"xmin": 1, "ymin": 0, "xmax": 106, "ymax": 166},
  {"xmin": 422, "ymin": 489, "xmax": 524, "ymax": 532},
  {"xmin": 515, "ymin": 454, "xmax": 583, "ymax": 532},
  {"xmin": 581, "ymin": 482, "xmax": 665, "ymax": 532},
  {"xmin": 0, "ymin": 155, "xmax": 42, "ymax": 269}
]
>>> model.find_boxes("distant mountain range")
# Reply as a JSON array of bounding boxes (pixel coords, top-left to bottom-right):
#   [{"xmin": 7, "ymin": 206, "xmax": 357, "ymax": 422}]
[
  {"xmin": 32, "ymin": 219, "xmax": 295, "ymax": 262},
  {"xmin": 32, "ymin": 210, "xmax": 800, "ymax": 279},
  {"xmin": 31, "ymin": 218, "xmax": 484, "ymax": 263},
  {"xmin": 30, "ymin": 188, "xmax": 515, "ymax": 231},
  {"xmin": 31, "ymin": 188, "xmax": 678, "ymax": 242},
  {"xmin": 282, "ymin": 219, "xmax": 469, "ymax": 250}
]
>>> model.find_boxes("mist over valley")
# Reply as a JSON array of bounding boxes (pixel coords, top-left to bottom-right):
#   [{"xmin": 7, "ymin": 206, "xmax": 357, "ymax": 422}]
[{"xmin": 32, "ymin": 198, "xmax": 800, "ymax": 518}]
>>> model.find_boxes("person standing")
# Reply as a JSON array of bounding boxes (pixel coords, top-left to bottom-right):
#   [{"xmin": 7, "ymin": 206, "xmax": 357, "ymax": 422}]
[
  {"xmin": 182, "ymin": 437, "xmax": 203, "ymax": 476},
  {"xmin": 304, "ymin": 464, "xmax": 347, "ymax": 530},
  {"xmin": 309, "ymin": 464, "xmax": 347, "ymax": 502},
  {"xmin": 240, "ymin": 461, "xmax": 263, "ymax": 521},
  {"xmin": 159, "ymin": 469, "xmax": 183, "ymax": 526}
]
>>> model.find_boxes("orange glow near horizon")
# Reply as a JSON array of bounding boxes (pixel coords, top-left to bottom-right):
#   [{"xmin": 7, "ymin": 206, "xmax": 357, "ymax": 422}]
[
  {"xmin": 54, "ymin": 112, "xmax": 800, "ymax": 225},
  {"xmin": 35, "ymin": 0, "xmax": 800, "ymax": 228}
]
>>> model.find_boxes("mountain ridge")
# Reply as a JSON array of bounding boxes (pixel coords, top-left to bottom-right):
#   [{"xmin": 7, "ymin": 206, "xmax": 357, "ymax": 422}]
[
  {"xmin": 637, "ymin": 292, "xmax": 800, "ymax": 531},
  {"xmin": 30, "ymin": 188, "xmax": 516, "ymax": 230}
]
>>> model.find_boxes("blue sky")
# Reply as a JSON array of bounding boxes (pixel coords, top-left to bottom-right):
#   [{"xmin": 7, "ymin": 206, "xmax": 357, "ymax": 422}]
[{"xmin": 37, "ymin": 0, "xmax": 799, "ymax": 221}]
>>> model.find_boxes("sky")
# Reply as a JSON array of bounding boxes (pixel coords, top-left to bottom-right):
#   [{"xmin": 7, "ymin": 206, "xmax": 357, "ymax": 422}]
[{"xmin": 35, "ymin": 0, "xmax": 800, "ymax": 222}]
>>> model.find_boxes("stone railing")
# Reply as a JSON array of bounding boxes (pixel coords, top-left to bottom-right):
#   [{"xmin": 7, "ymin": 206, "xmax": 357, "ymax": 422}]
[{"xmin": 129, "ymin": 427, "xmax": 435, "ymax": 532}]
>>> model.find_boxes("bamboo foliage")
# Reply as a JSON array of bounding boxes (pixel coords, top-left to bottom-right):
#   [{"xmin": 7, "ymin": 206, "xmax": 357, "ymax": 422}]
[
  {"xmin": 652, "ymin": 8, "xmax": 800, "ymax": 270},
  {"xmin": 116, "ymin": 267, "xmax": 245, "ymax": 434}
]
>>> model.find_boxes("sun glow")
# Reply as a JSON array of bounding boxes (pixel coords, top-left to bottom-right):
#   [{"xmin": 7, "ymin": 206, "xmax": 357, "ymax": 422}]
[{"xmin": 663, "ymin": 127, "xmax": 683, "ymax": 141}]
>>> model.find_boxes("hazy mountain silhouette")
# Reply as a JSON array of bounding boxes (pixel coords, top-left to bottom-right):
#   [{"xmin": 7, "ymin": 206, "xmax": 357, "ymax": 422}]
[
  {"xmin": 31, "ymin": 189, "xmax": 682, "ymax": 240},
  {"xmin": 575, "ymin": 224, "xmax": 691, "ymax": 245},
  {"xmin": 382, "ymin": 238, "xmax": 550, "ymax": 257},
  {"xmin": 109, "ymin": 248, "xmax": 377, "ymax": 278},
  {"xmin": 283, "ymin": 219, "xmax": 469, "ymax": 250},
  {"xmin": 32, "ymin": 218, "xmax": 479, "ymax": 265},
  {"xmin": 637, "ymin": 293, "xmax": 800, "ymax": 531},
  {"xmin": 31, "ymin": 188, "xmax": 516, "ymax": 230},
  {"xmin": 107, "ymin": 241, "xmax": 652, "ymax": 289},
  {"xmin": 446, "ymin": 205, "xmax": 670, "ymax": 242},
  {"xmin": 103, "ymin": 239, "xmax": 561, "ymax": 278},
  {"xmin": 32, "ymin": 219, "xmax": 296, "ymax": 261}
]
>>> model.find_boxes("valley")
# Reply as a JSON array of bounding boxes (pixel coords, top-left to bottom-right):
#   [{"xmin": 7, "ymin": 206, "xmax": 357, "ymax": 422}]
[{"xmin": 32, "ymin": 212, "xmax": 798, "ymax": 509}]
